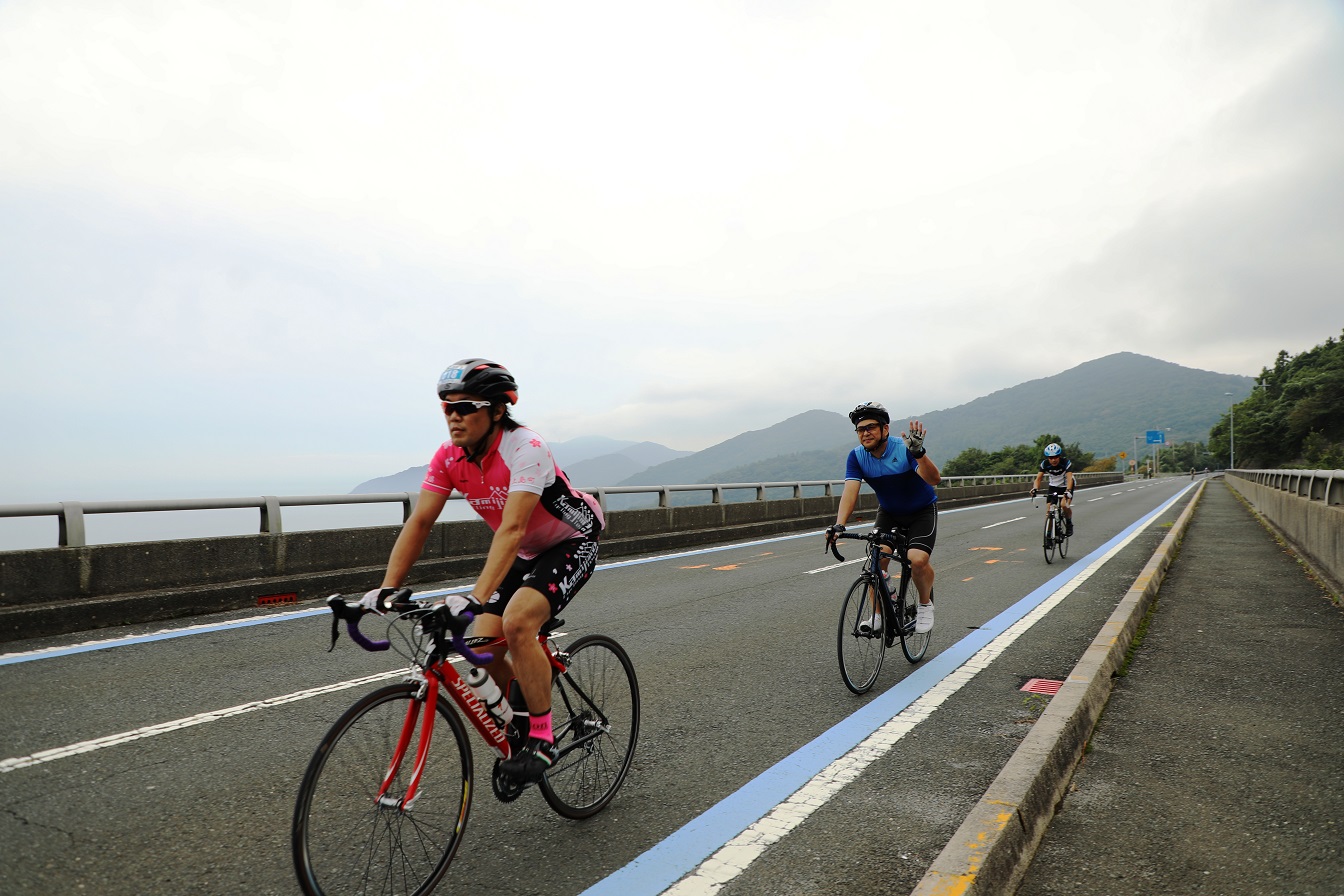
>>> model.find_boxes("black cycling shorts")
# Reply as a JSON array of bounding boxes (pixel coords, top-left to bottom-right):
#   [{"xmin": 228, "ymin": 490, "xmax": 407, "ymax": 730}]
[
  {"xmin": 480, "ymin": 537, "xmax": 600, "ymax": 618},
  {"xmin": 874, "ymin": 503, "xmax": 938, "ymax": 555},
  {"xmin": 1046, "ymin": 486, "xmax": 1072, "ymax": 505}
]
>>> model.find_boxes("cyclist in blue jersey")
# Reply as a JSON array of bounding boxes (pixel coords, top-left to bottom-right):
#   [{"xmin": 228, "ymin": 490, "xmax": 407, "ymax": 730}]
[{"xmin": 825, "ymin": 402, "xmax": 942, "ymax": 634}]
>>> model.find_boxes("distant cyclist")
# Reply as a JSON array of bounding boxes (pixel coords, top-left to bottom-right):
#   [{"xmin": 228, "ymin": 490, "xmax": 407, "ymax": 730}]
[
  {"xmin": 825, "ymin": 402, "xmax": 941, "ymax": 635},
  {"xmin": 1030, "ymin": 442, "xmax": 1075, "ymax": 536},
  {"xmin": 360, "ymin": 358, "xmax": 604, "ymax": 784}
]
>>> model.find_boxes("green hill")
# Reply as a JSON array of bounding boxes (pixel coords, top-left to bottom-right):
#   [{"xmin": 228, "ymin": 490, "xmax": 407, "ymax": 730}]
[{"xmin": 630, "ymin": 352, "xmax": 1255, "ymax": 485}]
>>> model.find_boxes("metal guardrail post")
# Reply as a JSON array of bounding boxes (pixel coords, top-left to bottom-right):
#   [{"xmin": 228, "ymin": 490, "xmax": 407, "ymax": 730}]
[
  {"xmin": 58, "ymin": 502, "xmax": 86, "ymax": 548},
  {"xmin": 260, "ymin": 496, "xmax": 283, "ymax": 534}
]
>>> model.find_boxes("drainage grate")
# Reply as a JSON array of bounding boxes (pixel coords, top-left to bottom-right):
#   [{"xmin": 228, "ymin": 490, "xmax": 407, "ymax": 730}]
[
  {"xmin": 257, "ymin": 592, "xmax": 298, "ymax": 606},
  {"xmin": 1021, "ymin": 678, "xmax": 1063, "ymax": 695}
]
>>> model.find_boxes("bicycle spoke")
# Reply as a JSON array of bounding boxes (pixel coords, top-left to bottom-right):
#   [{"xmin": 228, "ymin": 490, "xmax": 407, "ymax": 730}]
[
  {"xmin": 293, "ymin": 684, "xmax": 472, "ymax": 896},
  {"xmin": 838, "ymin": 577, "xmax": 885, "ymax": 693},
  {"xmin": 540, "ymin": 635, "xmax": 640, "ymax": 819}
]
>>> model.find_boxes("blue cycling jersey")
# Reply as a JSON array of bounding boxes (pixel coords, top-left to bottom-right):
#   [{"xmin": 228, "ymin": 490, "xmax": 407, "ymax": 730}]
[{"xmin": 845, "ymin": 438, "xmax": 938, "ymax": 515}]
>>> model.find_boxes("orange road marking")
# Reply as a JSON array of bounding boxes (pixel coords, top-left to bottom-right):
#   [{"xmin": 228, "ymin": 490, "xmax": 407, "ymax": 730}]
[
  {"xmin": 680, "ymin": 565, "xmax": 709, "ymax": 569},
  {"xmin": 713, "ymin": 565, "xmax": 739, "ymax": 571},
  {"xmin": 969, "ymin": 547, "xmax": 1003, "ymax": 552},
  {"xmin": 962, "ymin": 577, "xmax": 975, "ymax": 582}
]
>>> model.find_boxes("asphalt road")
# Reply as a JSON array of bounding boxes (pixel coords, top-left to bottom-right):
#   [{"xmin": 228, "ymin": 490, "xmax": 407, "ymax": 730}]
[{"xmin": 0, "ymin": 478, "xmax": 1195, "ymax": 895}]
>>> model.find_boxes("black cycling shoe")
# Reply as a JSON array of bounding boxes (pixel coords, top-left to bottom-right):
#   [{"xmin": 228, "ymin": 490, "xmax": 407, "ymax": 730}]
[
  {"xmin": 500, "ymin": 737, "xmax": 557, "ymax": 783},
  {"xmin": 1065, "ymin": 521, "xmax": 1074, "ymax": 536}
]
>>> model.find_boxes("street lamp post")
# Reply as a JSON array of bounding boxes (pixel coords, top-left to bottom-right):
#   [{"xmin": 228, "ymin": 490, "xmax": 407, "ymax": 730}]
[{"xmin": 1225, "ymin": 392, "xmax": 1236, "ymax": 469}]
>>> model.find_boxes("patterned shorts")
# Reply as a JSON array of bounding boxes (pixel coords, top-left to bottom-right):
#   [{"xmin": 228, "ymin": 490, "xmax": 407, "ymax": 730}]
[{"xmin": 480, "ymin": 537, "xmax": 600, "ymax": 617}]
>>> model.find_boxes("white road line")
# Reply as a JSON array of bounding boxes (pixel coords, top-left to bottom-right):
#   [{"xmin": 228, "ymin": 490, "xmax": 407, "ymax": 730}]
[
  {"xmin": 803, "ymin": 558, "xmax": 865, "ymax": 575},
  {"xmin": 981, "ymin": 516, "xmax": 1025, "ymax": 529},
  {"xmin": 1087, "ymin": 496, "xmax": 1106, "ymax": 502},
  {"xmin": 1, "ymin": 668, "xmax": 408, "ymax": 772}
]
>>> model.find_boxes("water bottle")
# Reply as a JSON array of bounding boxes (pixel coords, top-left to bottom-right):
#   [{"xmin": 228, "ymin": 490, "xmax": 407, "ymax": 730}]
[{"xmin": 465, "ymin": 666, "xmax": 514, "ymax": 727}]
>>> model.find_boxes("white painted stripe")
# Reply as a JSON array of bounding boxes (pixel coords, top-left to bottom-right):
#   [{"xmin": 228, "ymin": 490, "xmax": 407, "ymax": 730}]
[
  {"xmin": 981, "ymin": 516, "xmax": 1025, "ymax": 529},
  {"xmin": 0, "ymin": 668, "xmax": 411, "ymax": 773},
  {"xmin": 1087, "ymin": 496, "xmax": 1106, "ymax": 502},
  {"xmin": 803, "ymin": 557, "xmax": 865, "ymax": 575}
]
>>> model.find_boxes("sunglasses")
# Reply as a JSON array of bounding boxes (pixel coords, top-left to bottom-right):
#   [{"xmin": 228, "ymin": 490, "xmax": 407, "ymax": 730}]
[
  {"xmin": 855, "ymin": 423, "xmax": 883, "ymax": 434},
  {"xmin": 441, "ymin": 400, "xmax": 493, "ymax": 417}
]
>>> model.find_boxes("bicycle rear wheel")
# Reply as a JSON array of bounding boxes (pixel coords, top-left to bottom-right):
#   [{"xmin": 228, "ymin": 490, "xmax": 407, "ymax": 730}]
[
  {"xmin": 540, "ymin": 634, "xmax": 640, "ymax": 819},
  {"xmin": 838, "ymin": 577, "xmax": 885, "ymax": 694},
  {"xmin": 1043, "ymin": 515, "xmax": 1056, "ymax": 564},
  {"xmin": 897, "ymin": 572, "xmax": 931, "ymax": 663},
  {"xmin": 293, "ymin": 683, "xmax": 473, "ymax": 896}
]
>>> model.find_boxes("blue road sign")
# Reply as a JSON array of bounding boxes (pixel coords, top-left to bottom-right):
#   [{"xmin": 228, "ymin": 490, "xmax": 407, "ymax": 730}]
[{"xmin": 1146, "ymin": 430, "xmax": 1166, "ymax": 445}]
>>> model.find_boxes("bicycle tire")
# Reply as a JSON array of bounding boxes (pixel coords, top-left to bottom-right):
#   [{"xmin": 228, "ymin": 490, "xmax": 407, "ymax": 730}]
[
  {"xmin": 838, "ymin": 576, "xmax": 885, "ymax": 694},
  {"xmin": 540, "ymin": 634, "xmax": 640, "ymax": 819},
  {"xmin": 897, "ymin": 569, "xmax": 931, "ymax": 663},
  {"xmin": 1043, "ymin": 515, "xmax": 1056, "ymax": 564},
  {"xmin": 1059, "ymin": 514, "xmax": 1070, "ymax": 559},
  {"xmin": 293, "ymin": 683, "xmax": 473, "ymax": 896}
]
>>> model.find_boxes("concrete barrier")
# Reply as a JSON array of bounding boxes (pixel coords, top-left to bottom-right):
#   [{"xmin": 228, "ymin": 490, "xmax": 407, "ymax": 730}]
[
  {"xmin": 1223, "ymin": 470, "xmax": 1344, "ymax": 599},
  {"xmin": 0, "ymin": 474, "xmax": 1121, "ymax": 642}
]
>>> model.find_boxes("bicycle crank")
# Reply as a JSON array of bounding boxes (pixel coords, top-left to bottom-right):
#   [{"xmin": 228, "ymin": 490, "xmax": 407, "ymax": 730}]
[{"xmin": 491, "ymin": 761, "xmax": 527, "ymax": 803}]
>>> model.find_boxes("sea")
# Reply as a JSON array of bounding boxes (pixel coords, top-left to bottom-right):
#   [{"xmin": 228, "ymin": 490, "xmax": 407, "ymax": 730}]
[{"xmin": 0, "ymin": 497, "xmax": 483, "ymax": 552}]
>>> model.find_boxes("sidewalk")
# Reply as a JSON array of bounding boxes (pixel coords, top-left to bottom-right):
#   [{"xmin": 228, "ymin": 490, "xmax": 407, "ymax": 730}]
[{"xmin": 1014, "ymin": 479, "xmax": 1344, "ymax": 896}]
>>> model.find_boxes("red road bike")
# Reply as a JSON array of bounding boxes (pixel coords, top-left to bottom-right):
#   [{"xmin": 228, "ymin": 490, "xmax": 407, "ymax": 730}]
[{"xmin": 292, "ymin": 589, "xmax": 639, "ymax": 896}]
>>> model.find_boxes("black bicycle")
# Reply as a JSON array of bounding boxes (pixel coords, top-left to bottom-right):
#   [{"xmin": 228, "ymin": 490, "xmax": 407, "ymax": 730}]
[
  {"xmin": 1034, "ymin": 490, "xmax": 1071, "ymax": 564},
  {"xmin": 828, "ymin": 529, "xmax": 932, "ymax": 694}
]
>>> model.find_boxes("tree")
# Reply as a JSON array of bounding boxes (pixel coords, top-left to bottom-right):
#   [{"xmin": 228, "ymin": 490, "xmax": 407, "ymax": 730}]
[
  {"xmin": 1208, "ymin": 331, "xmax": 1344, "ymax": 468},
  {"xmin": 945, "ymin": 434, "xmax": 1096, "ymax": 476}
]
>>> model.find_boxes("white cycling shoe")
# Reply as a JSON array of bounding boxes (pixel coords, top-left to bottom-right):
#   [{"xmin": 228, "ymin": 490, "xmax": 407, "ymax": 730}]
[{"xmin": 915, "ymin": 601, "xmax": 935, "ymax": 634}]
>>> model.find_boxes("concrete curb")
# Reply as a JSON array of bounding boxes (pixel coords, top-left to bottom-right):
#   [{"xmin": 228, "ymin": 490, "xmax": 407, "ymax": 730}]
[{"xmin": 909, "ymin": 480, "xmax": 1207, "ymax": 896}]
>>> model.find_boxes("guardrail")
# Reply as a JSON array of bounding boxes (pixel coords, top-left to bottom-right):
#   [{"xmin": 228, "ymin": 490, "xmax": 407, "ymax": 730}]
[
  {"xmin": 1229, "ymin": 468, "xmax": 1344, "ymax": 505},
  {"xmin": 1, "ymin": 474, "xmax": 1060, "ymax": 549}
]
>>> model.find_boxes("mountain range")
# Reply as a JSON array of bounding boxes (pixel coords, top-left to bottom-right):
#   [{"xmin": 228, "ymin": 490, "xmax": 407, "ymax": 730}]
[
  {"xmin": 350, "ymin": 435, "xmax": 692, "ymax": 494},
  {"xmin": 352, "ymin": 352, "xmax": 1254, "ymax": 493}
]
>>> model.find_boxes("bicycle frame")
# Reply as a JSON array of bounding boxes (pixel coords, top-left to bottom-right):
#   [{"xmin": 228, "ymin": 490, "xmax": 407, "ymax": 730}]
[
  {"xmin": 830, "ymin": 529, "xmax": 912, "ymax": 618},
  {"xmin": 379, "ymin": 631, "xmax": 567, "ymax": 811}
]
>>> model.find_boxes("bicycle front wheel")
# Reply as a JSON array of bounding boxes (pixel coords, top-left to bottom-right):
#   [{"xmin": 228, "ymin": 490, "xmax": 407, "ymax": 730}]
[
  {"xmin": 838, "ymin": 577, "xmax": 886, "ymax": 694},
  {"xmin": 1059, "ymin": 518, "xmax": 1070, "ymax": 558},
  {"xmin": 293, "ymin": 683, "xmax": 473, "ymax": 896},
  {"xmin": 1043, "ymin": 515, "xmax": 1056, "ymax": 564},
  {"xmin": 541, "ymin": 634, "xmax": 641, "ymax": 819}
]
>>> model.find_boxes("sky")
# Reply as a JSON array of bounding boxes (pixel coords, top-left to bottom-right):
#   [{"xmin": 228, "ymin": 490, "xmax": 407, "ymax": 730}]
[{"xmin": 2, "ymin": 0, "xmax": 1342, "ymax": 505}]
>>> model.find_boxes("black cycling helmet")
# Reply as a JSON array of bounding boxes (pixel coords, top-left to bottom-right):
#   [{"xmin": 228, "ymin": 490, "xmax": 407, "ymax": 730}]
[
  {"xmin": 437, "ymin": 358, "xmax": 519, "ymax": 405},
  {"xmin": 848, "ymin": 401, "xmax": 890, "ymax": 427}
]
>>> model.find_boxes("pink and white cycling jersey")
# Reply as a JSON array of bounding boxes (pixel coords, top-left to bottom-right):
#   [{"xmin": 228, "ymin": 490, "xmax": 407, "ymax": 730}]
[{"xmin": 421, "ymin": 427, "xmax": 604, "ymax": 559}]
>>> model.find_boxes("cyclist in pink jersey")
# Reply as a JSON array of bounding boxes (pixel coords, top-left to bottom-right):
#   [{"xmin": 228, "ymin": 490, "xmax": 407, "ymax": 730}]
[{"xmin": 361, "ymin": 358, "xmax": 604, "ymax": 783}]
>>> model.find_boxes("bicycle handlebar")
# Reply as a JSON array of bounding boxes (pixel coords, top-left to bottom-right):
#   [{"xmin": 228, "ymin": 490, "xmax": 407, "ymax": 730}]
[
  {"xmin": 825, "ymin": 529, "xmax": 902, "ymax": 563},
  {"xmin": 325, "ymin": 590, "xmax": 496, "ymax": 666}
]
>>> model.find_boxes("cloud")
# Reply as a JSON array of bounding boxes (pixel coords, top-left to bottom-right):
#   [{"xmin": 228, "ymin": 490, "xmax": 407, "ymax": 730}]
[{"xmin": 2, "ymin": 0, "xmax": 1342, "ymax": 503}]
